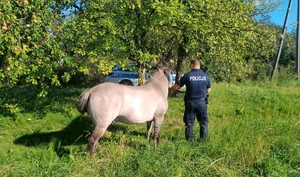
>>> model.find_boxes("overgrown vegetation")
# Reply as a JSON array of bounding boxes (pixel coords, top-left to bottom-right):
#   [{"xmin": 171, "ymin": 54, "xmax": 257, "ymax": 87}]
[
  {"xmin": 1, "ymin": 0, "xmax": 295, "ymax": 93},
  {"xmin": 0, "ymin": 80, "xmax": 299, "ymax": 176}
]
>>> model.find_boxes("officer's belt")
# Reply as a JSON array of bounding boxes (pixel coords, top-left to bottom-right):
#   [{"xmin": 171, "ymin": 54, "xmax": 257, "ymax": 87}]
[{"xmin": 186, "ymin": 97, "xmax": 206, "ymax": 101}]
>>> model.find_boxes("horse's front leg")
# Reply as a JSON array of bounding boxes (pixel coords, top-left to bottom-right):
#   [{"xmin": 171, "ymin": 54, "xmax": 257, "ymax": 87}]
[
  {"xmin": 146, "ymin": 121, "xmax": 153, "ymax": 143},
  {"xmin": 154, "ymin": 117, "xmax": 164, "ymax": 147}
]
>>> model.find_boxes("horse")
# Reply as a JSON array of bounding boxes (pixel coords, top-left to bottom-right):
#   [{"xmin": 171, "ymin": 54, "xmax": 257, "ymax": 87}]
[{"xmin": 77, "ymin": 67, "xmax": 171, "ymax": 155}]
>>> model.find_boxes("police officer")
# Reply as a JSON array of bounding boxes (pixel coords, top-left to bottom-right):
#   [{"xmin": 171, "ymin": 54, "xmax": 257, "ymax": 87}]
[{"xmin": 169, "ymin": 59, "xmax": 211, "ymax": 141}]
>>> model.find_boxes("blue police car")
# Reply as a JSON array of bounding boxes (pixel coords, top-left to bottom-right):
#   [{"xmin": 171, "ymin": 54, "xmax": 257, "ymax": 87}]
[{"xmin": 104, "ymin": 64, "xmax": 176, "ymax": 87}]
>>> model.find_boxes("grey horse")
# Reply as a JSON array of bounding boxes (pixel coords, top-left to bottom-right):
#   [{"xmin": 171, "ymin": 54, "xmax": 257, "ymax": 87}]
[{"xmin": 77, "ymin": 67, "xmax": 171, "ymax": 155}]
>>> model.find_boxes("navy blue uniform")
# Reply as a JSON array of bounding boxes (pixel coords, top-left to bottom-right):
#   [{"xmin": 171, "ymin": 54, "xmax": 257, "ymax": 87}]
[{"xmin": 178, "ymin": 69, "xmax": 211, "ymax": 141}]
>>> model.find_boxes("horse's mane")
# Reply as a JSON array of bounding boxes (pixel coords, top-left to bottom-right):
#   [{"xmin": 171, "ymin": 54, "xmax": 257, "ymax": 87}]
[{"xmin": 145, "ymin": 67, "xmax": 170, "ymax": 84}]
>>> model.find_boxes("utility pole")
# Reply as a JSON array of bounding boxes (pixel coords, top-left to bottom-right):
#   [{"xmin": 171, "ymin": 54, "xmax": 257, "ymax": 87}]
[
  {"xmin": 297, "ymin": 0, "xmax": 300, "ymax": 80},
  {"xmin": 272, "ymin": 0, "xmax": 293, "ymax": 80}
]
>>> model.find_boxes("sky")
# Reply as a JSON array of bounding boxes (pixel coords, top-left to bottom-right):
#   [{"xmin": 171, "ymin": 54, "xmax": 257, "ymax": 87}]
[{"xmin": 269, "ymin": 0, "xmax": 298, "ymax": 31}]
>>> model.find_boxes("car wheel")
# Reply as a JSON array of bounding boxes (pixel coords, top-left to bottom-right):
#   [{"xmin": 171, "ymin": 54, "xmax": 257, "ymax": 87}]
[{"xmin": 119, "ymin": 80, "xmax": 134, "ymax": 86}]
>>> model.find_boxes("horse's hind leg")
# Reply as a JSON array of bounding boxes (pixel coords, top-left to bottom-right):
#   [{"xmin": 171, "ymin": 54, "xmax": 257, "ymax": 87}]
[
  {"xmin": 147, "ymin": 121, "xmax": 153, "ymax": 143},
  {"xmin": 88, "ymin": 126, "xmax": 106, "ymax": 155}
]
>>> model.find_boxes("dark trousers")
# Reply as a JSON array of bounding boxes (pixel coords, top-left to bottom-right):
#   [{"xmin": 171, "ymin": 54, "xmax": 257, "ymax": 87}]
[{"xmin": 183, "ymin": 100, "xmax": 208, "ymax": 141}]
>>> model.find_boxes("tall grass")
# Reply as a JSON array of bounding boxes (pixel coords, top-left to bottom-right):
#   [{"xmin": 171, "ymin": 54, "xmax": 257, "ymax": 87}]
[{"xmin": 0, "ymin": 81, "xmax": 299, "ymax": 176}]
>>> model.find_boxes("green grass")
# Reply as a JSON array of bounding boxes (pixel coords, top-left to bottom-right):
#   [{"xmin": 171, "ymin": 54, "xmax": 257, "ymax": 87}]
[{"xmin": 0, "ymin": 81, "xmax": 300, "ymax": 176}]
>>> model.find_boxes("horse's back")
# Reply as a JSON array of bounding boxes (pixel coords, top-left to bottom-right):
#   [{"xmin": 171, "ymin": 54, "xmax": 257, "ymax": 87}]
[{"xmin": 90, "ymin": 82, "xmax": 163, "ymax": 99}]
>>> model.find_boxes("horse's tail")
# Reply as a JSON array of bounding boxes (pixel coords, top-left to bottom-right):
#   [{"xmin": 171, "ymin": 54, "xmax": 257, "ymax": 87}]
[{"xmin": 77, "ymin": 90, "xmax": 91, "ymax": 114}]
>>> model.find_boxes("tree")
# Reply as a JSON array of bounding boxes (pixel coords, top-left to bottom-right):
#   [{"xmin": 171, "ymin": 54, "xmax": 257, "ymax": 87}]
[
  {"xmin": 0, "ymin": 0, "xmax": 284, "ymax": 96},
  {"xmin": 0, "ymin": 0, "xmax": 66, "ymax": 96},
  {"xmin": 58, "ymin": 0, "xmax": 186, "ymax": 84},
  {"xmin": 280, "ymin": 30, "xmax": 296, "ymax": 67},
  {"xmin": 165, "ymin": 0, "xmax": 278, "ymax": 82}
]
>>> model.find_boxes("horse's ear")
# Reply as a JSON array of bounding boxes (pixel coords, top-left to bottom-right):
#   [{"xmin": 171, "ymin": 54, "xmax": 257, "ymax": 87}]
[
  {"xmin": 151, "ymin": 63, "xmax": 164, "ymax": 72},
  {"xmin": 155, "ymin": 64, "xmax": 162, "ymax": 69},
  {"xmin": 162, "ymin": 67, "xmax": 171, "ymax": 83},
  {"xmin": 151, "ymin": 64, "xmax": 170, "ymax": 75},
  {"xmin": 162, "ymin": 67, "xmax": 170, "ymax": 74}
]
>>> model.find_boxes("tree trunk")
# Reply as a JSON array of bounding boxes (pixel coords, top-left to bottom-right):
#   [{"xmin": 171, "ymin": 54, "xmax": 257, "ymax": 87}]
[
  {"xmin": 138, "ymin": 64, "xmax": 146, "ymax": 86},
  {"xmin": 173, "ymin": 39, "xmax": 187, "ymax": 97}
]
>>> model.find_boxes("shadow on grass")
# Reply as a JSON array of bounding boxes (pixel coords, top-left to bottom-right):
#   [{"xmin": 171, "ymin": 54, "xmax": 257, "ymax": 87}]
[
  {"xmin": 0, "ymin": 87, "xmax": 83, "ymax": 118},
  {"xmin": 14, "ymin": 116, "xmax": 147, "ymax": 157}
]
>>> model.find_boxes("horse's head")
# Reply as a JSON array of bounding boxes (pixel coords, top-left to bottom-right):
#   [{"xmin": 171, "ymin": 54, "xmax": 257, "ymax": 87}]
[
  {"xmin": 158, "ymin": 66, "xmax": 171, "ymax": 84},
  {"xmin": 145, "ymin": 66, "xmax": 171, "ymax": 86}
]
